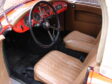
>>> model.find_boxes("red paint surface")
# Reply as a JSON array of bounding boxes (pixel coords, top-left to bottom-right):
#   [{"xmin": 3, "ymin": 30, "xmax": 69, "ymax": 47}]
[{"xmin": 2, "ymin": 1, "xmax": 67, "ymax": 33}]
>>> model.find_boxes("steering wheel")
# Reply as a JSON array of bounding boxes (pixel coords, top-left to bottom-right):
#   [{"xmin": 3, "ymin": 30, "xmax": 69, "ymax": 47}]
[{"xmin": 29, "ymin": 1, "xmax": 60, "ymax": 48}]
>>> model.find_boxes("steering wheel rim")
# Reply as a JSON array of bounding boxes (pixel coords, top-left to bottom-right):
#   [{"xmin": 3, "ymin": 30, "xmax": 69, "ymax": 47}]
[{"xmin": 29, "ymin": 1, "xmax": 60, "ymax": 48}]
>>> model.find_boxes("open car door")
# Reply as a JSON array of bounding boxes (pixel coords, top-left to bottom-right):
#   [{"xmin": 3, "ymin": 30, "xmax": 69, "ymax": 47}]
[{"xmin": 0, "ymin": 0, "xmax": 11, "ymax": 84}]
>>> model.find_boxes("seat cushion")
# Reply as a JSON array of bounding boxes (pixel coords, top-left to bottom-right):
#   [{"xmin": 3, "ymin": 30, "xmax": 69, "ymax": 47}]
[
  {"xmin": 34, "ymin": 50, "xmax": 83, "ymax": 84},
  {"xmin": 64, "ymin": 31, "xmax": 96, "ymax": 53}
]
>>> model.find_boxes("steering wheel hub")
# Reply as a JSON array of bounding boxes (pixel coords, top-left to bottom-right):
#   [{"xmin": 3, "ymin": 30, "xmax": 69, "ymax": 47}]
[{"xmin": 43, "ymin": 21, "xmax": 50, "ymax": 29}]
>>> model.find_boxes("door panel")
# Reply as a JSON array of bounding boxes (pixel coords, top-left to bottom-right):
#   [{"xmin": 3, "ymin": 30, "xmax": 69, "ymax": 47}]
[
  {"xmin": 65, "ymin": 3, "xmax": 102, "ymax": 37},
  {"xmin": 0, "ymin": 41, "xmax": 11, "ymax": 84}
]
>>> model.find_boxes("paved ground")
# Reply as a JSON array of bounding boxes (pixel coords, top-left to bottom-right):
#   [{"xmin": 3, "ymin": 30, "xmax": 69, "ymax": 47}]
[{"xmin": 11, "ymin": 78, "xmax": 21, "ymax": 84}]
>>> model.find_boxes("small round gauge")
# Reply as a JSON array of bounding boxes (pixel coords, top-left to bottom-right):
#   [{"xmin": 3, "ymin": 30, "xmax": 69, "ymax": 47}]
[
  {"xmin": 33, "ymin": 13, "xmax": 41, "ymax": 21},
  {"xmin": 24, "ymin": 16, "xmax": 30, "ymax": 27}
]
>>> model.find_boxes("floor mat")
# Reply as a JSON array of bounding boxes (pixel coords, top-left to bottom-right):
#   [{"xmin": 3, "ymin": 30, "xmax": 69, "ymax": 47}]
[{"xmin": 3, "ymin": 30, "xmax": 87, "ymax": 84}]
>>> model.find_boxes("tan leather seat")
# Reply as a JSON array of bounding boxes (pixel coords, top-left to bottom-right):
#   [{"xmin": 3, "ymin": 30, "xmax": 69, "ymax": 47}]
[
  {"xmin": 34, "ymin": 44, "xmax": 99, "ymax": 84},
  {"xmin": 64, "ymin": 31, "xmax": 100, "ymax": 53}
]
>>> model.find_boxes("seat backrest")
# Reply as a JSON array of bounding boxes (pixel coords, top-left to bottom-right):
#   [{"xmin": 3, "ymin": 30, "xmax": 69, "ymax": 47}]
[{"xmin": 74, "ymin": 43, "xmax": 99, "ymax": 84}]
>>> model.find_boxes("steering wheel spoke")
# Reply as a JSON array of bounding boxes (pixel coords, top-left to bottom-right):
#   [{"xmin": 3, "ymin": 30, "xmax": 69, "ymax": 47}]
[
  {"xmin": 47, "ymin": 30, "xmax": 54, "ymax": 42},
  {"xmin": 38, "ymin": 7, "xmax": 44, "ymax": 19},
  {"xmin": 49, "ymin": 25, "xmax": 58, "ymax": 30}
]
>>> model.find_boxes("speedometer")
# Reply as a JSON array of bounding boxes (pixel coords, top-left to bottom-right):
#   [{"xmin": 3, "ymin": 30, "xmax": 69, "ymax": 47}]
[{"xmin": 33, "ymin": 13, "xmax": 41, "ymax": 21}]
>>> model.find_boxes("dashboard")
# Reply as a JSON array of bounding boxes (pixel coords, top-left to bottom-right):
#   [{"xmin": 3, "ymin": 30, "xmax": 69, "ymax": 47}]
[{"xmin": 13, "ymin": 1, "xmax": 68, "ymax": 33}]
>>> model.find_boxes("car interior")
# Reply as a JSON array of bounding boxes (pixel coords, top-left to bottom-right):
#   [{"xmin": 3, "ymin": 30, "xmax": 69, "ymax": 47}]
[{"xmin": 2, "ymin": 0, "xmax": 102, "ymax": 84}]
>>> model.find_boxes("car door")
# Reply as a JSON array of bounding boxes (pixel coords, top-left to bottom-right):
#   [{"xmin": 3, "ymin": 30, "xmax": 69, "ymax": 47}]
[{"xmin": 0, "ymin": 38, "xmax": 11, "ymax": 84}]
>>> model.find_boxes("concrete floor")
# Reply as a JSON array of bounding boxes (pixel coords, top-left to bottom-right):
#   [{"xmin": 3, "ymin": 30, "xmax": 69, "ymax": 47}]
[{"xmin": 11, "ymin": 78, "xmax": 21, "ymax": 84}]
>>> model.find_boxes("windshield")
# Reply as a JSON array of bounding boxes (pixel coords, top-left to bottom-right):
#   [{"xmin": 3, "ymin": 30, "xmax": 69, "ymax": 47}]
[
  {"xmin": 3, "ymin": 0, "xmax": 30, "ymax": 10},
  {"xmin": 0, "ymin": 0, "xmax": 6, "ymax": 8},
  {"xmin": 0, "ymin": 0, "xmax": 30, "ymax": 16},
  {"xmin": 0, "ymin": 0, "xmax": 6, "ymax": 16}
]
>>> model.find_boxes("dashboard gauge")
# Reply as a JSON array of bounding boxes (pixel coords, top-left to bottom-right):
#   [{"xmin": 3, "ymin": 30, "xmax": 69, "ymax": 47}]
[
  {"xmin": 24, "ymin": 16, "xmax": 30, "ymax": 27},
  {"xmin": 43, "ymin": 6, "xmax": 51, "ymax": 15},
  {"xmin": 33, "ymin": 13, "xmax": 41, "ymax": 21}
]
